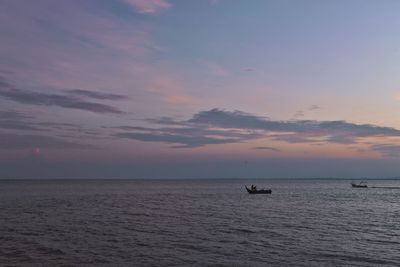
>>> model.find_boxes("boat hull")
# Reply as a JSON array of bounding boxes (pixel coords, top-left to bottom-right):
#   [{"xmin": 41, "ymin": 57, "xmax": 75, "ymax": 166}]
[
  {"xmin": 245, "ymin": 186, "xmax": 272, "ymax": 194},
  {"xmin": 351, "ymin": 183, "xmax": 368, "ymax": 188}
]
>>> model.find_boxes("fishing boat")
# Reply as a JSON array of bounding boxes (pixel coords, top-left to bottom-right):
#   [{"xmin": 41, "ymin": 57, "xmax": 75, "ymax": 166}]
[
  {"xmin": 245, "ymin": 185, "xmax": 272, "ymax": 194},
  {"xmin": 351, "ymin": 182, "xmax": 368, "ymax": 188}
]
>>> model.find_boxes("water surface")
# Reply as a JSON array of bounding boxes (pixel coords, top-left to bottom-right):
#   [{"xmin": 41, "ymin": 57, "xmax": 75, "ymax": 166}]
[{"xmin": 0, "ymin": 179, "xmax": 399, "ymax": 266}]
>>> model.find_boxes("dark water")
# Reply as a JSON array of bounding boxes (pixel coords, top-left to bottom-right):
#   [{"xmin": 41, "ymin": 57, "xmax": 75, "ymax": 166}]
[{"xmin": 1, "ymin": 179, "xmax": 400, "ymax": 266}]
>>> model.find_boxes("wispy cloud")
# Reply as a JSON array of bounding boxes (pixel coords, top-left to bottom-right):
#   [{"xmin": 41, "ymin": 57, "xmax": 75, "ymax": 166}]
[
  {"xmin": 327, "ymin": 134, "xmax": 356, "ymax": 144},
  {"xmin": 293, "ymin": 110, "xmax": 305, "ymax": 119},
  {"xmin": 188, "ymin": 109, "xmax": 270, "ymax": 129},
  {"xmin": 371, "ymin": 144, "xmax": 400, "ymax": 157},
  {"xmin": 0, "ymin": 133, "xmax": 93, "ymax": 150},
  {"xmin": 116, "ymin": 132, "xmax": 238, "ymax": 148},
  {"xmin": 0, "ymin": 110, "xmax": 41, "ymax": 131},
  {"xmin": 242, "ymin": 67, "xmax": 255, "ymax": 72},
  {"xmin": 113, "ymin": 108, "xmax": 400, "ymax": 148},
  {"xmin": 292, "ymin": 105, "xmax": 322, "ymax": 119},
  {"xmin": 189, "ymin": 109, "xmax": 400, "ymax": 139},
  {"xmin": 0, "ymin": 77, "xmax": 124, "ymax": 114},
  {"xmin": 0, "ymin": 107, "xmax": 95, "ymax": 133},
  {"xmin": 122, "ymin": 0, "xmax": 171, "ymax": 14},
  {"xmin": 113, "ymin": 123, "xmax": 261, "ymax": 147},
  {"xmin": 0, "ymin": 1, "xmax": 160, "ymax": 93},
  {"xmin": 253, "ymin": 146, "xmax": 280, "ymax": 152},
  {"xmin": 308, "ymin": 105, "xmax": 322, "ymax": 111},
  {"xmin": 146, "ymin": 116, "xmax": 187, "ymax": 126},
  {"xmin": 271, "ymin": 134, "xmax": 320, "ymax": 144},
  {"xmin": 66, "ymin": 89, "xmax": 127, "ymax": 100},
  {"xmin": 0, "ymin": 0, "xmax": 193, "ymax": 114}
]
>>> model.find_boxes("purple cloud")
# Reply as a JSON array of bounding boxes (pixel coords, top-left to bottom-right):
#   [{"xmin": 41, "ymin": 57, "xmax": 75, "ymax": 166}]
[
  {"xmin": 113, "ymin": 124, "xmax": 262, "ymax": 147},
  {"xmin": 371, "ymin": 144, "xmax": 400, "ymax": 157},
  {"xmin": 308, "ymin": 105, "xmax": 322, "ymax": 111},
  {"xmin": 253, "ymin": 146, "xmax": 280, "ymax": 152},
  {"xmin": 116, "ymin": 132, "xmax": 238, "ymax": 148},
  {"xmin": 0, "ymin": 77, "xmax": 124, "ymax": 114},
  {"xmin": 0, "ymin": 133, "xmax": 93, "ymax": 150},
  {"xmin": 113, "ymin": 108, "xmax": 400, "ymax": 148},
  {"xmin": 122, "ymin": 0, "xmax": 171, "ymax": 14},
  {"xmin": 66, "ymin": 89, "xmax": 127, "ymax": 100},
  {"xmin": 0, "ymin": 110, "xmax": 41, "ymax": 131}
]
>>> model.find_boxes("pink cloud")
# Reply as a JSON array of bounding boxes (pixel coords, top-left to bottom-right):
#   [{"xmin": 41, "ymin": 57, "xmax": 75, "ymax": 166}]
[
  {"xmin": 0, "ymin": 0, "xmax": 196, "ymax": 119},
  {"xmin": 0, "ymin": 1, "xmax": 156, "ymax": 87},
  {"xmin": 122, "ymin": 0, "xmax": 171, "ymax": 14}
]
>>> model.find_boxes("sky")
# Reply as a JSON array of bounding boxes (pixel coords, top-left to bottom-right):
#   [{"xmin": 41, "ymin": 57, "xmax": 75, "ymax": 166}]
[{"xmin": 1, "ymin": 0, "xmax": 400, "ymax": 179}]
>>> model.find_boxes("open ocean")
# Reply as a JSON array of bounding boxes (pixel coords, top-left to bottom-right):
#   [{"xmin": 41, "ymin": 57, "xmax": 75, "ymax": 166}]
[{"xmin": 0, "ymin": 179, "xmax": 399, "ymax": 266}]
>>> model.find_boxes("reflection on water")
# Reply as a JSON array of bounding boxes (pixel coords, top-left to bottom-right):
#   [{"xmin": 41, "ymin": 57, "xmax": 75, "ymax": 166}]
[{"xmin": 0, "ymin": 179, "xmax": 399, "ymax": 266}]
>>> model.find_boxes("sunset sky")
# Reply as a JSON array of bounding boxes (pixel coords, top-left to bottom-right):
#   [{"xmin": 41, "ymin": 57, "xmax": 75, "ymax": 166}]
[{"xmin": 1, "ymin": 0, "xmax": 400, "ymax": 178}]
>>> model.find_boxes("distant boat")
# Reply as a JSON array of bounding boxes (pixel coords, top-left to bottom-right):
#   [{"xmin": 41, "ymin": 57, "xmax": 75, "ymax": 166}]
[
  {"xmin": 245, "ymin": 185, "xmax": 272, "ymax": 194},
  {"xmin": 351, "ymin": 182, "xmax": 368, "ymax": 188}
]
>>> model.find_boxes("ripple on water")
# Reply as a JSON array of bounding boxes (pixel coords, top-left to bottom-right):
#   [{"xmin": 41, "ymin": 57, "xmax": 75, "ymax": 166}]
[{"xmin": 0, "ymin": 179, "xmax": 400, "ymax": 266}]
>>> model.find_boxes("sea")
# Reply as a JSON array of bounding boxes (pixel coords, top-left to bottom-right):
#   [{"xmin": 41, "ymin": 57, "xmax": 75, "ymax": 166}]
[{"xmin": 0, "ymin": 179, "xmax": 399, "ymax": 266}]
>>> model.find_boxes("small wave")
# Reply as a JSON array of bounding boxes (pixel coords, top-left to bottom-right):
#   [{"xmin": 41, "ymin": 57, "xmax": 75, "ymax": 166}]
[
  {"xmin": 365, "ymin": 238, "xmax": 400, "ymax": 245},
  {"xmin": 370, "ymin": 186, "xmax": 400, "ymax": 189},
  {"xmin": 319, "ymin": 253, "xmax": 392, "ymax": 265},
  {"xmin": 229, "ymin": 227, "xmax": 260, "ymax": 234},
  {"xmin": 36, "ymin": 246, "xmax": 65, "ymax": 256}
]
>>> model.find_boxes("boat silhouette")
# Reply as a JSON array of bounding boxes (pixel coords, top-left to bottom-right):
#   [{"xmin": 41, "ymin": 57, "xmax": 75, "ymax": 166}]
[
  {"xmin": 351, "ymin": 182, "xmax": 368, "ymax": 188},
  {"xmin": 245, "ymin": 185, "xmax": 272, "ymax": 194}
]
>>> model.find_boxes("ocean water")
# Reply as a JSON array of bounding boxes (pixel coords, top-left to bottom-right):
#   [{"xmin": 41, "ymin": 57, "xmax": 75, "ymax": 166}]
[{"xmin": 0, "ymin": 179, "xmax": 399, "ymax": 266}]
